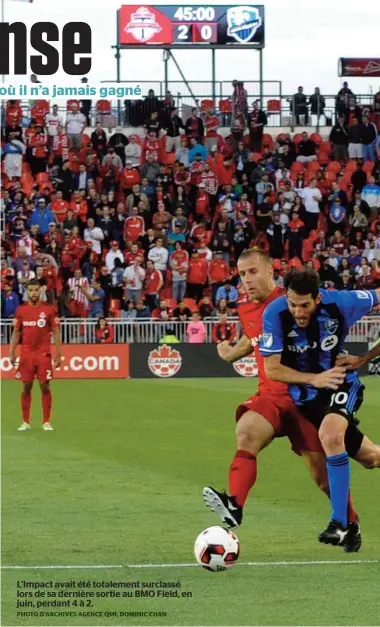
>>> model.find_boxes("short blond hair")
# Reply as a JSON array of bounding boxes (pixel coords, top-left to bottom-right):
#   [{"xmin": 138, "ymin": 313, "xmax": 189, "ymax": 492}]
[{"xmin": 237, "ymin": 248, "xmax": 272, "ymax": 266}]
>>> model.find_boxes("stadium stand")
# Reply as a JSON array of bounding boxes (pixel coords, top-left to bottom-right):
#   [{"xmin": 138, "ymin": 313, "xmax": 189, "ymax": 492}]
[{"xmin": 1, "ymin": 88, "xmax": 380, "ymax": 342}]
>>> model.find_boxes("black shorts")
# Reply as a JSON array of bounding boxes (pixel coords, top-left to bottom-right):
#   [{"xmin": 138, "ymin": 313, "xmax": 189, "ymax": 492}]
[{"xmin": 299, "ymin": 381, "xmax": 365, "ymax": 458}]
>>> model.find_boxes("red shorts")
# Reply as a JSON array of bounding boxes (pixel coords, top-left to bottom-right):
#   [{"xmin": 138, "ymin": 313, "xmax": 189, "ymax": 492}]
[
  {"xmin": 236, "ymin": 392, "xmax": 323, "ymax": 456},
  {"xmin": 18, "ymin": 353, "xmax": 53, "ymax": 384}
]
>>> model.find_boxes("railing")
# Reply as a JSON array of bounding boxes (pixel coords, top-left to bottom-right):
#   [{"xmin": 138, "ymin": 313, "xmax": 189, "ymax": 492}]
[
  {"xmin": 1, "ymin": 317, "xmax": 379, "ymax": 346},
  {"xmin": 5, "ymin": 86, "xmax": 377, "ymax": 131}
]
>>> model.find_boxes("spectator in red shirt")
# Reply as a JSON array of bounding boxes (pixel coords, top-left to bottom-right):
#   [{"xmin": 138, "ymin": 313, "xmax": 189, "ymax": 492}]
[
  {"xmin": 356, "ymin": 264, "xmax": 376, "ymax": 289},
  {"xmin": 212, "ymin": 312, "xmax": 237, "ymax": 344},
  {"xmin": 152, "ymin": 299, "xmax": 173, "ymax": 321},
  {"xmin": 51, "ymin": 190, "xmax": 69, "ymax": 224},
  {"xmin": 152, "ymin": 202, "xmax": 171, "ymax": 230},
  {"xmin": 124, "ymin": 243, "xmax": 145, "ymax": 266},
  {"xmin": 208, "ymin": 250, "xmax": 230, "ymax": 304},
  {"xmin": 187, "ymin": 250, "xmax": 208, "ymax": 302},
  {"xmin": 124, "ymin": 206, "xmax": 145, "ymax": 244},
  {"xmin": 95, "ymin": 317, "xmax": 114, "ymax": 344},
  {"xmin": 41, "ymin": 257, "xmax": 58, "ymax": 294},
  {"xmin": 144, "ymin": 260, "xmax": 163, "ymax": 311},
  {"xmin": 204, "ymin": 110, "xmax": 220, "ymax": 152}
]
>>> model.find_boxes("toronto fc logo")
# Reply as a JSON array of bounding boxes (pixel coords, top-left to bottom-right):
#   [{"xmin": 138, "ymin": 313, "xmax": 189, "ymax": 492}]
[{"xmin": 125, "ymin": 7, "xmax": 162, "ymax": 43}]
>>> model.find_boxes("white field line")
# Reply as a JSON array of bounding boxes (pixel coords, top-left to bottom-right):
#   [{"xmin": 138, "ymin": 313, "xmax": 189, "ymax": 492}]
[{"xmin": 2, "ymin": 559, "xmax": 379, "ymax": 570}]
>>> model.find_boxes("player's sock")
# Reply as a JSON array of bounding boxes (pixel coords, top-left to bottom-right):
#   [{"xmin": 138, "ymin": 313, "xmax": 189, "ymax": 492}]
[
  {"xmin": 326, "ymin": 452, "xmax": 350, "ymax": 528},
  {"xmin": 347, "ymin": 492, "xmax": 359, "ymax": 523},
  {"xmin": 41, "ymin": 390, "xmax": 52, "ymax": 424},
  {"xmin": 21, "ymin": 392, "xmax": 32, "ymax": 423},
  {"xmin": 229, "ymin": 449, "xmax": 257, "ymax": 507}
]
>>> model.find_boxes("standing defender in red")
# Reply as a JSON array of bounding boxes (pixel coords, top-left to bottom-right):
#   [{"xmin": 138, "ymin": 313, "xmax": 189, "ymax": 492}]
[{"xmin": 10, "ymin": 280, "xmax": 62, "ymax": 432}]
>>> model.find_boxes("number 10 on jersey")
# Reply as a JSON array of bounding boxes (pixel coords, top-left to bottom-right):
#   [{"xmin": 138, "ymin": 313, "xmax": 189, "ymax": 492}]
[{"xmin": 173, "ymin": 23, "xmax": 217, "ymax": 43}]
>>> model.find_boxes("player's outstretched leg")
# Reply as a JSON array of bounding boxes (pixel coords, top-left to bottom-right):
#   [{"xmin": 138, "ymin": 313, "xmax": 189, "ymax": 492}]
[
  {"xmin": 203, "ymin": 410, "xmax": 274, "ymax": 528},
  {"xmin": 40, "ymin": 382, "xmax": 54, "ymax": 431},
  {"xmin": 318, "ymin": 413, "xmax": 350, "ymax": 546},
  {"xmin": 18, "ymin": 382, "xmax": 33, "ymax": 431}
]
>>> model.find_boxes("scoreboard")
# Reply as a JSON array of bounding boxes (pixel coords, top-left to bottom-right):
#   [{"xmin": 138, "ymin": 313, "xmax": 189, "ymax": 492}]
[{"xmin": 118, "ymin": 5, "xmax": 265, "ymax": 48}]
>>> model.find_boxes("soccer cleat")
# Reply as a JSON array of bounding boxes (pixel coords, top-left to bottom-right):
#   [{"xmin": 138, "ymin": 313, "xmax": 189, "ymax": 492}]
[
  {"xmin": 343, "ymin": 521, "xmax": 362, "ymax": 553},
  {"xmin": 42, "ymin": 423, "xmax": 54, "ymax": 431},
  {"xmin": 17, "ymin": 422, "xmax": 31, "ymax": 431},
  {"xmin": 318, "ymin": 520, "xmax": 348, "ymax": 546},
  {"xmin": 203, "ymin": 486, "xmax": 243, "ymax": 528}
]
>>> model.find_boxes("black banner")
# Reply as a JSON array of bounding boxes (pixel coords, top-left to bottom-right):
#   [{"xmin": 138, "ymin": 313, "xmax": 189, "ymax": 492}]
[
  {"xmin": 129, "ymin": 344, "xmax": 257, "ymax": 378},
  {"xmin": 129, "ymin": 342, "xmax": 368, "ymax": 379}
]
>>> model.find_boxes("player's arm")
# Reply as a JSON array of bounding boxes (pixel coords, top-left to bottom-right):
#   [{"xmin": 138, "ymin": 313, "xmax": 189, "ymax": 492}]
[
  {"xmin": 9, "ymin": 327, "xmax": 20, "ymax": 367},
  {"xmin": 217, "ymin": 334, "xmax": 252, "ymax": 363},
  {"xmin": 264, "ymin": 353, "xmax": 346, "ymax": 390},
  {"xmin": 52, "ymin": 326, "xmax": 62, "ymax": 368},
  {"xmin": 336, "ymin": 342, "xmax": 380, "ymax": 370}
]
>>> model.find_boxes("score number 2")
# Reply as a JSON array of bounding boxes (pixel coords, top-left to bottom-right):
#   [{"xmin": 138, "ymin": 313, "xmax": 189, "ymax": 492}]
[{"xmin": 173, "ymin": 23, "xmax": 217, "ymax": 43}]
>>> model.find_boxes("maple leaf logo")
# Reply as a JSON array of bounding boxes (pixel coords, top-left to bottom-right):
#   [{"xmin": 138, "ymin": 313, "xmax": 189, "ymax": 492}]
[
  {"xmin": 148, "ymin": 344, "xmax": 182, "ymax": 378},
  {"xmin": 233, "ymin": 355, "xmax": 258, "ymax": 378}
]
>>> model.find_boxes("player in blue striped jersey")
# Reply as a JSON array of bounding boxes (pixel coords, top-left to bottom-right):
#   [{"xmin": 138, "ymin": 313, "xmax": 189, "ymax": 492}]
[{"xmin": 260, "ymin": 269, "xmax": 380, "ymax": 547}]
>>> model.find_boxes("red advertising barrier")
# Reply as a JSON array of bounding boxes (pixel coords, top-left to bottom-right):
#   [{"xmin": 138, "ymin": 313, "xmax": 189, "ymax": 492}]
[
  {"xmin": 0, "ymin": 345, "xmax": 130, "ymax": 380},
  {"xmin": 338, "ymin": 58, "xmax": 380, "ymax": 77}
]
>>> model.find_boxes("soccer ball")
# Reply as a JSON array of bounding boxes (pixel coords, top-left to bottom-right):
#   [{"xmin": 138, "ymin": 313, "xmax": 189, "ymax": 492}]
[{"xmin": 194, "ymin": 526, "xmax": 240, "ymax": 572}]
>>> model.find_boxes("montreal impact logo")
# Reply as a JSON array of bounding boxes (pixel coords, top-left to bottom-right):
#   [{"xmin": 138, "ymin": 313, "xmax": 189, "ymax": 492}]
[{"xmin": 226, "ymin": 6, "xmax": 262, "ymax": 43}]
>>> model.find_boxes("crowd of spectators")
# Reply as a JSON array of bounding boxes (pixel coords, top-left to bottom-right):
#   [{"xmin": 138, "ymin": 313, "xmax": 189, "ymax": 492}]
[{"xmin": 1, "ymin": 84, "xmax": 380, "ymax": 343}]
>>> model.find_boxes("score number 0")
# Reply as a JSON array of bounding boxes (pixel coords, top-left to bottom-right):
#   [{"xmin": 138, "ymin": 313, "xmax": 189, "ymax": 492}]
[{"xmin": 174, "ymin": 23, "xmax": 217, "ymax": 43}]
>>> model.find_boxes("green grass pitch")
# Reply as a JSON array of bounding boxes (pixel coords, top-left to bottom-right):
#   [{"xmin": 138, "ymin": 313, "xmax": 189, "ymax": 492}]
[{"xmin": 2, "ymin": 378, "xmax": 380, "ymax": 626}]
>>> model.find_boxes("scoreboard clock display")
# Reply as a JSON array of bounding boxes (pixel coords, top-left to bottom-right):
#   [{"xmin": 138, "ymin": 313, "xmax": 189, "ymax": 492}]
[{"xmin": 118, "ymin": 5, "xmax": 265, "ymax": 48}]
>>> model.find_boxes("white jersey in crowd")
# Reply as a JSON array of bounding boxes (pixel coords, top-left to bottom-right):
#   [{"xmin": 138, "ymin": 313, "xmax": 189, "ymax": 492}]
[
  {"xmin": 123, "ymin": 265, "xmax": 146, "ymax": 290},
  {"xmin": 66, "ymin": 112, "xmax": 86, "ymax": 134},
  {"xmin": 45, "ymin": 113, "xmax": 64, "ymax": 136},
  {"xmin": 297, "ymin": 186, "xmax": 322, "ymax": 214},
  {"xmin": 148, "ymin": 246, "xmax": 169, "ymax": 271},
  {"xmin": 105, "ymin": 249, "xmax": 124, "ymax": 273},
  {"xmin": 67, "ymin": 277, "xmax": 89, "ymax": 306},
  {"xmin": 83, "ymin": 227, "xmax": 104, "ymax": 255}
]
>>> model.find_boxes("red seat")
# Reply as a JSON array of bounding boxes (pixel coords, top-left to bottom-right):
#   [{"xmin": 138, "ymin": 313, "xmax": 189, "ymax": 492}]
[
  {"xmin": 326, "ymin": 160, "xmax": 342, "ymax": 174},
  {"xmin": 67, "ymin": 99, "xmax": 81, "ymax": 110},
  {"xmin": 96, "ymin": 100, "xmax": 111, "ymax": 114},
  {"xmin": 164, "ymin": 152, "xmax": 176, "ymax": 165},
  {"xmin": 306, "ymin": 161, "xmax": 320, "ymax": 173},
  {"xmin": 201, "ymin": 99, "xmax": 215, "ymax": 112},
  {"xmin": 310, "ymin": 132, "xmax": 323, "ymax": 145},
  {"xmin": 325, "ymin": 171, "xmax": 337, "ymax": 184},
  {"xmin": 267, "ymin": 99, "xmax": 281, "ymax": 112},
  {"xmin": 262, "ymin": 133, "xmax": 274, "ymax": 150},
  {"xmin": 109, "ymin": 299, "xmax": 121, "ymax": 312},
  {"xmin": 219, "ymin": 99, "xmax": 232, "ymax": 113},
  {"xmin": 183, "ymin": 298, "xmax": 198, "ymax": 312},
  {"xmin": 81, "ymin": 134, "xmax": 91, "ymax": 147},
  {"xmin": 291, "ymin": 162, "xmax": 305, "ymax": 174},
  {"xmin": 250, "ymin": 151, "xmax": 262, "ymax": 163},
  {"xmin": 36, "ymin": 172, "xmax": 49, "ymax": 185},
  {"xmin": 167, "ymin": 298, "xmax": 177, "ymax": 310},
  {"xmin": 363, "ymin": 161, "xmax": 374, "ymax": 174},
  {"xmin": 277, "ymin": 132, "xmax": 287, "ymax": 142},
  {"xmin": 293, "ymin": 133, "xmax": 303, "ymax": 146}
]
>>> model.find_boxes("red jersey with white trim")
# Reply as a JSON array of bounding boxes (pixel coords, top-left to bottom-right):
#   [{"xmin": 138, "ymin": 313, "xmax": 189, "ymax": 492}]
[
  {"xmin": 238, "ymin": 286, "xmax": 288, "ymax": 395},
  {"xmin": 13, "ymin": 303, "xmax": 59, "ymax": 355}
]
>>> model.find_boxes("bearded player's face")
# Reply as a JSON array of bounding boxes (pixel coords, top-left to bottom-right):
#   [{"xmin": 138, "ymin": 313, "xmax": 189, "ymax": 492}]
[
  {"xmin": 286, "ymin": 289, "xmax": 321, "ymax": 327},
  {"xmin": 27, "ymin": 284, "xmax": 41, "ymax": 304},
  {"xmin": 238, "ymin": 255, "xmax": 273, "ymax": 301}
]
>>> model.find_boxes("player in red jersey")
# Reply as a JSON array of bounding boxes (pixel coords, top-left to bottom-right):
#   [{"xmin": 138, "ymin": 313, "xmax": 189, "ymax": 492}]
[
  {"xmin": 203, "ymin": 249, "xmax": 380, "ymax": 551},
  {"xmin": 10, "ymin": 280, "xmax": 62, "ymax": 432}
]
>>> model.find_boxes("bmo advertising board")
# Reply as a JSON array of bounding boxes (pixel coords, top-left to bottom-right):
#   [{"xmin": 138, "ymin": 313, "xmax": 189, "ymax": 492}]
[{"xmin": 118, "ymin": 5, "xmax": 265, "ymax": 48}]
